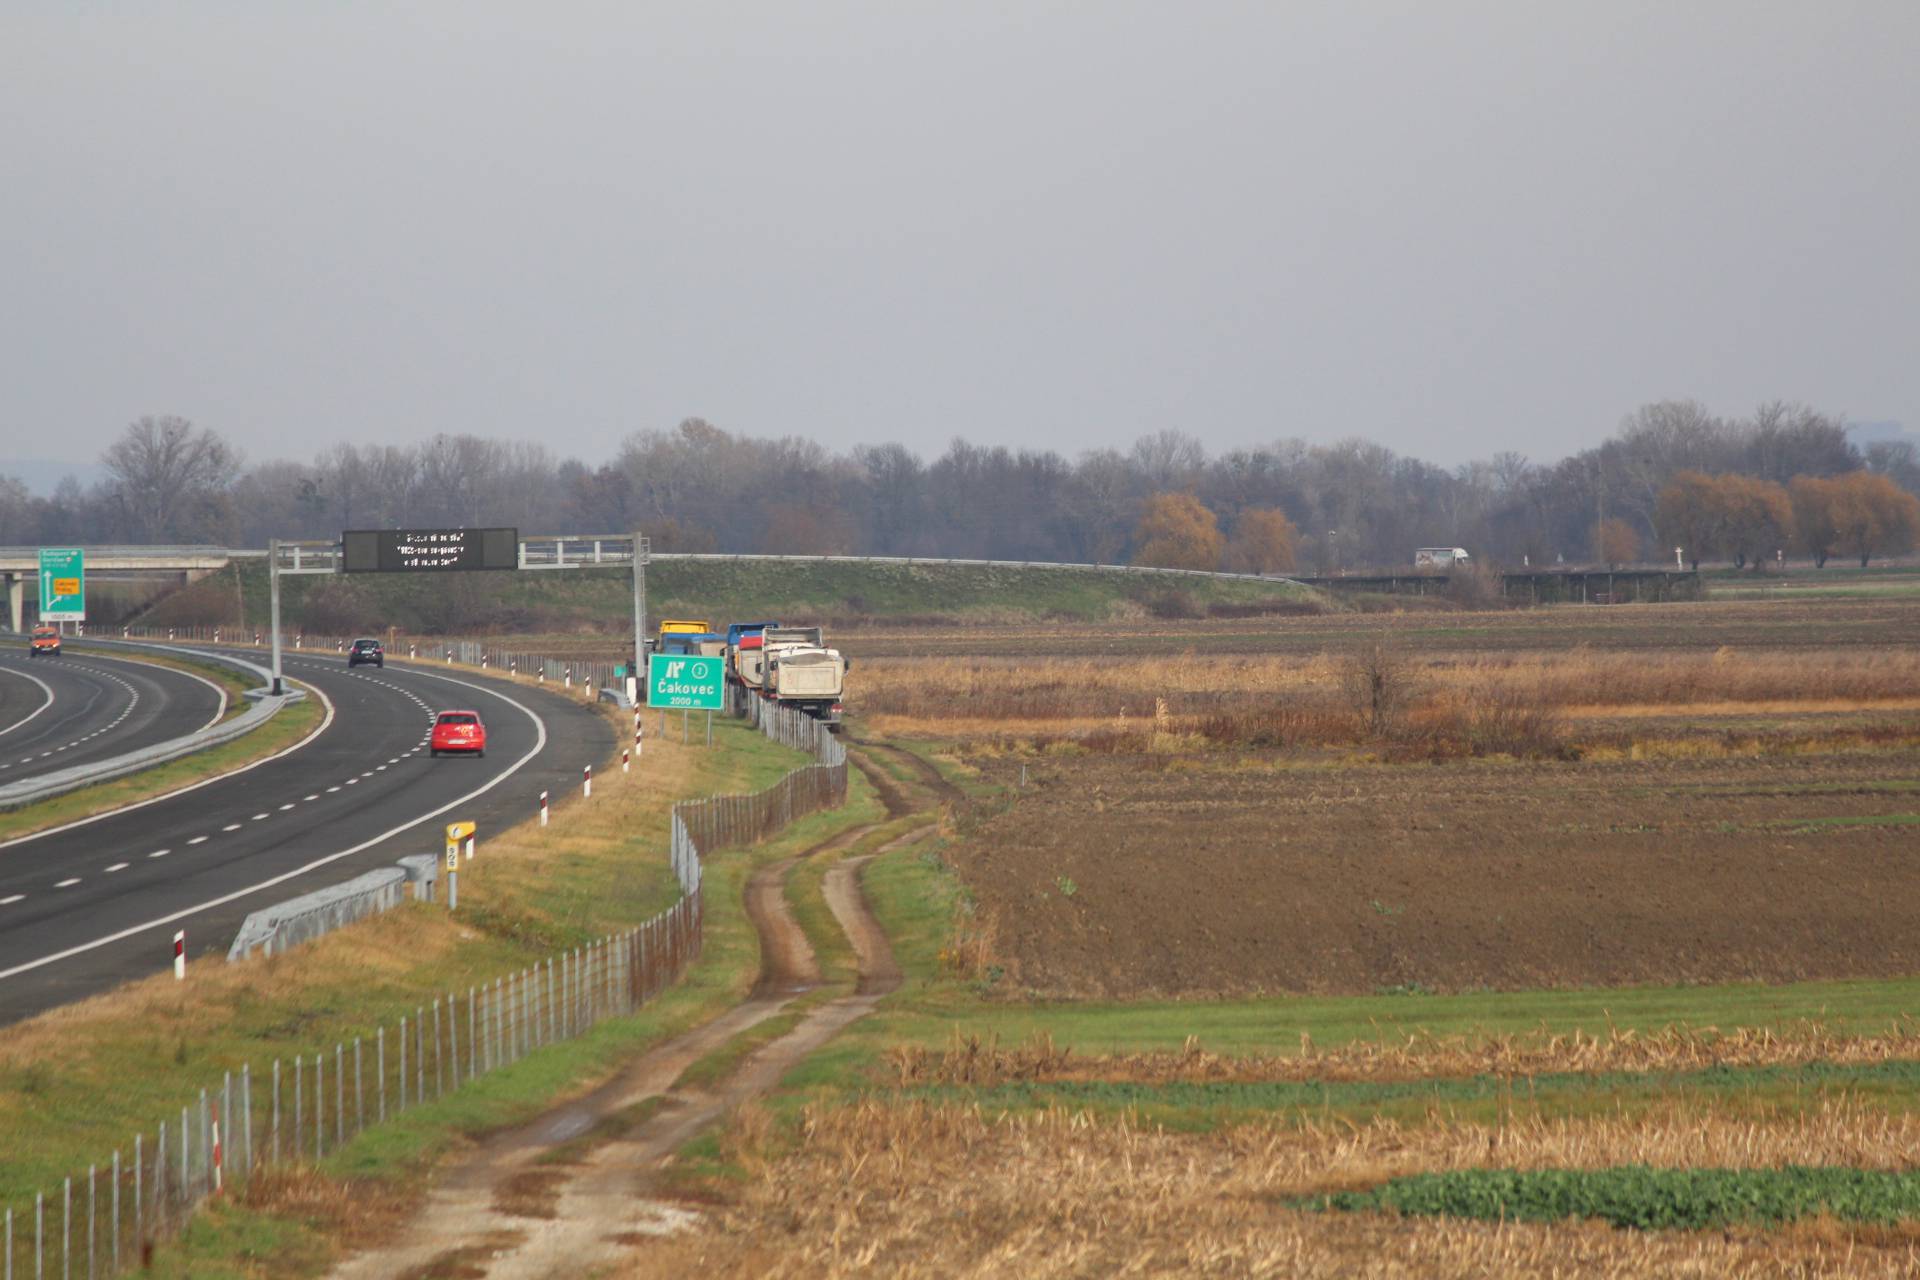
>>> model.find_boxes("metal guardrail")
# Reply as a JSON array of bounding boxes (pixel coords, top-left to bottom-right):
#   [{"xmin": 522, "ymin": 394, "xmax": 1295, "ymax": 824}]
[
  {"xmin": 226, "ymin": 869, "xmax": 407, "ymax": 960},
  {"xmin": 0, "ymin": 642, "xmax": 299, "ymax": 813}
]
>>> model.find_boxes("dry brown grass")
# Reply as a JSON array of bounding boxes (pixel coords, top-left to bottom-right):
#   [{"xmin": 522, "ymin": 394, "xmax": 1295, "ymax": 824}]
[
  {"xmin": 857, "ymin": 649, "xmax": 1920, "ymax": 721},
  {"xmin": 855, "ymin": 648, "xmax": 1920, "ymax": 762},
  {"xmin": 613, "ymin": 1099, "xmax": 1920, "ymax": 1278},
  {"xmin": 886, "ymin": 1023, "xmax": 1920, "ymax": 1088}
]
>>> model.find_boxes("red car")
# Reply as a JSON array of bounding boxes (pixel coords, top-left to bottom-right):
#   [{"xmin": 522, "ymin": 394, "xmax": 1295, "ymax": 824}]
[{"xmin": 429, "ymin": 710, "xmax": 487, "ymax": 758}]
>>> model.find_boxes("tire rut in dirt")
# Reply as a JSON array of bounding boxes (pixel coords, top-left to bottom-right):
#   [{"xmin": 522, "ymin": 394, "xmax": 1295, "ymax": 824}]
[{"xmin": 324, "ymin": 746, "xmax": 935, "ymax": 1280}]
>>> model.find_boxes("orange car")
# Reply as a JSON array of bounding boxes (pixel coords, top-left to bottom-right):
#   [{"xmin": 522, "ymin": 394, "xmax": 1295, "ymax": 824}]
[
  {"xmin": 429, "ymin": 710, "xmax": 487, "ymax": 758},
  {"xmin": 28, "ymin": 625, "xmax": 61, "ymax": 658}
]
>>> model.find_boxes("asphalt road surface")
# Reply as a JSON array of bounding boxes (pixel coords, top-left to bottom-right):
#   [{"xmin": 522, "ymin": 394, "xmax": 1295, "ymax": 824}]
[
  {"xmin": 0, "ymin": 651, "xmax": 616, "ymax": 1025},
  {"xmin": 0, "ymin": 647, "xmax": 228, "ymax": 785}
]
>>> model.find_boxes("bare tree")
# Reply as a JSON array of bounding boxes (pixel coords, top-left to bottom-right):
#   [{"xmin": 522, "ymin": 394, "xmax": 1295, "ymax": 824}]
[{"xmin": 101, "ymin": 415, "xmax": 240, "ymax": 542}]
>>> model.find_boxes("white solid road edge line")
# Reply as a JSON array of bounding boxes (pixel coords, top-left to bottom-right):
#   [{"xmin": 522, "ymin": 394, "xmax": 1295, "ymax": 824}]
[
  {"xmin": 0, "ymin": 662, "xmax": 57, "ymax": 739},
  {"xmin": 0, "ymin": 680, "xmax": 337, "ymax": 853},
  {"xmin": 0, "ymin": 671, "xmax": 549, "ymax": 983}
]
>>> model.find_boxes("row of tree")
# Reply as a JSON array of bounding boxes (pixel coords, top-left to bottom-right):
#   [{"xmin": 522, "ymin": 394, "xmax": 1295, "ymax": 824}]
[
  {"xmin": 1654, "ymin": 470, "xmax": 1920, "ymax": 569},
  {"xmin": 2, "ymin": 402, "xmax": 1918, "ymax": 572}
]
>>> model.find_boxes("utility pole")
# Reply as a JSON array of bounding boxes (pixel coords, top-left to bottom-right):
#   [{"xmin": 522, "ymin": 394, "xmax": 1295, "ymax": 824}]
[{"xmin": 630, "ymin": 533, "xmax": 649, "ymax": 703}]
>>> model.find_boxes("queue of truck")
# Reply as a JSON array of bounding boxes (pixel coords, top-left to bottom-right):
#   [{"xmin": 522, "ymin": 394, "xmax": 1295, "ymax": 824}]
[{"xmin": 651, "ymin": 618, "xmax": 851, "ymax": 732}]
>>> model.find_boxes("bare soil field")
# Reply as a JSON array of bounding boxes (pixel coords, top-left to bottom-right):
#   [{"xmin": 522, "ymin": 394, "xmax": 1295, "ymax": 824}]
[{"xmin": 947, "ymin": 750, "xmax": 1920, "ymax": 998}]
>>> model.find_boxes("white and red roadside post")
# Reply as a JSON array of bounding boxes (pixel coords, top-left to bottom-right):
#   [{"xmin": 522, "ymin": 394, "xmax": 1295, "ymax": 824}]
[
  {"xmin": 481, "ymin": 653, "xmax": 489, "ymax": 671},
  {"xmin": 634, "ymin": 710, "xmax": 644, "ymax": 758},
  {"xmin": 212, "ymin": 1122, "xmax": 224, "ymax": 1192},
  {"xmin": 539, "ymin": 790, "xmax": 549, "ymax": 827},
  {"xmin": 582, "ymin": 764, "xmax": 592, "ymax": 799},
  {"xmin": 173, "ymin": 931, "xmax": 186, "ymax": 980},
  {"xmin": 622, "ymin": 748, "xmax": 630, "ymax": 775},
  {"xmin": 565, "ymin": 667, "xmax": 573, "ymax": 690}
]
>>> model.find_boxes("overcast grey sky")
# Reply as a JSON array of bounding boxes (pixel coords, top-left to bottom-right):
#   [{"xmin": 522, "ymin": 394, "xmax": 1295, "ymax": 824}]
[{"xmin": 4, "ymin": 1, "xmax": 1915, "ymax": 475}]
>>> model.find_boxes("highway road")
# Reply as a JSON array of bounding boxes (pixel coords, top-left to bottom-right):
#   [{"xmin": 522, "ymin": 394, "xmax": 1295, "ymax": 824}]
[
  {"xmin": 0, "ymin": 651, "xmax": 616, "ymax": 1025},
  {"xmin": 0, "ymin": 647, "xmax": 229, "ymax": 785}
]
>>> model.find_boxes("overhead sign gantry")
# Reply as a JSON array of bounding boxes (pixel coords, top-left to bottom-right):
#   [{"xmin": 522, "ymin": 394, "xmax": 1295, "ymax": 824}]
[{"xmin": 264, "ymin": 531, "xmax": 648, "ymax": 699}]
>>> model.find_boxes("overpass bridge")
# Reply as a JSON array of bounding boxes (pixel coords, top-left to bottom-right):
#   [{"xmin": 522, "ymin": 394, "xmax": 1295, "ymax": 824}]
[{"xmin": 0, "ymin": 545, "xmax": 254, "ymax": 631}]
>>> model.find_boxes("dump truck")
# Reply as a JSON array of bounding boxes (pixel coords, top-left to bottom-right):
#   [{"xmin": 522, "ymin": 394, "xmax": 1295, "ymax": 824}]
[
  {"xmin": 723, "ymin": 621, "xmax": 779, "ymax": 714},
  {"xmin": 766, "ymin": 644, "xmax": 851, "ymax": 730},
  {"xmin": 652, "ymin": 619, "xmax": 713, "ymax": 654}
]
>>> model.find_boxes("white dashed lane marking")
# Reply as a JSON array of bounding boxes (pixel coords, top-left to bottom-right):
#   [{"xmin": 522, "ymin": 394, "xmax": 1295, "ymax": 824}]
[
  {"xmin": 105, "ymin": 862, "xmax": 128, "ymax": 873},
  {"xmin": 221, "ymin": 823, "xmax": 242, "ymax": 832},
  {"xmin": 188, "ymin": 836, "xmax": 208, "ymax": 845},
  {"xmin": 0, "ymin": 662, "xmax": 144, "ymax": 773},
  {"xmin": 0, "ymin": 894, "xmax": 22, "ymax": 905},
  {"xmin": 56, "ymin": 878, "xmax": 80, "ymax": 888},
  {"xmin": 149, "ymin": 849, "xmax": 170, "ymax": 858}
]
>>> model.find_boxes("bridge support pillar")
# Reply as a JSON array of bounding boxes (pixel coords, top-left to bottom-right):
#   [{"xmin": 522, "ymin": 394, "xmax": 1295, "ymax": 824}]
[{"xmin": 4, "ymin": 574, "xmax": 21, "ymax": 633}]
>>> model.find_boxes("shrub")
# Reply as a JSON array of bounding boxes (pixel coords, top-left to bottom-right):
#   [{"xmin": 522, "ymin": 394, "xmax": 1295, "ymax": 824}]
[
  {"xmin": 1441, "ymin": 561, "xmax": 1508, "ymax": 609},
  {"xmin": 1339, "ymin": 644, "xmax": 1419, "ymax": 738},
  {"xmin": 1144, "ymin": 588, "xmax": 1203, "ymax": 620}
]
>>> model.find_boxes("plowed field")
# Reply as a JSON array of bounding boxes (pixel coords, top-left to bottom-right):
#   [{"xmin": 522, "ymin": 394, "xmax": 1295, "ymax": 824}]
[{"xmin": 950, "ymin": 751, "xmax": 1920, "ymax": 997}]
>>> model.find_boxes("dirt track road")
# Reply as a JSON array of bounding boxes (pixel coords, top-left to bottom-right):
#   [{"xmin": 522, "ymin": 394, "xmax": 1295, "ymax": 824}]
[{"xmin": 325, "ymin": 747, "xmax": 928, "ymax": 1280}]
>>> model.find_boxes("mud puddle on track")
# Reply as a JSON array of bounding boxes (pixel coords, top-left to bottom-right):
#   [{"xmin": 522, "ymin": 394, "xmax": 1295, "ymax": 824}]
[{"xmin": 328, "ymin": 746, "xmax": 931, "ymax": 1280}]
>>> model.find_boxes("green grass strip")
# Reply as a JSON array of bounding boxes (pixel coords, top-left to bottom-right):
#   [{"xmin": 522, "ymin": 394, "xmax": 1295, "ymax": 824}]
[
  {"xmin": 1303, "ymin": 1165, "xmax": 1920, "ymax": 1230},
  {"xmin": 894, "ymin": 1057, "xmax": 1920, "ymax": 1126}
]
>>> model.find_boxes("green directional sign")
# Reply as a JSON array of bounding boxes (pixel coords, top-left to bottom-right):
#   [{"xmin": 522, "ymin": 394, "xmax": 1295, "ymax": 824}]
[
  {"xmin": 648, "ymin": 653, "xmax": 724, "ymax": 710},
  {"xmin": 38, "ymin": 547, "xmax": 85, "ymax": 622}
]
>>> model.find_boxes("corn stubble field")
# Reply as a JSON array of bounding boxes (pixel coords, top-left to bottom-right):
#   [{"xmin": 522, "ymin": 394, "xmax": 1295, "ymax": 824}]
[{"xmin": 633, "ymin": 593, "xmax": 1920, "ymax": 1276}]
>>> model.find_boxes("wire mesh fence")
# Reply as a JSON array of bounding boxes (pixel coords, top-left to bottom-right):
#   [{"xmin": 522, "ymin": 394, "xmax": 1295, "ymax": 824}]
[{"xmin": 0, "ymin": 678, "xmax": 846, "ymax": 1279}]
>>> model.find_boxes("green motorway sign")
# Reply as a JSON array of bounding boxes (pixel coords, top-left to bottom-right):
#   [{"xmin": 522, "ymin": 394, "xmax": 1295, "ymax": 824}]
[
  {"xmin": 38, "ymin": 547, "xmax": 85, "ymax": 622},
  {"xmin": 647, "ymin": 653, "xmax": 725, "ymax": 710}
]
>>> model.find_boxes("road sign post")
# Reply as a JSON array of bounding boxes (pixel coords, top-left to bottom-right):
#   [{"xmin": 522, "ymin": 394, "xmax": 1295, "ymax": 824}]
[
  {"xmin": 37, "ymin": 548, "xmax": 85, "ymax": 626},
  {"xmin": 646, "ymin": 654, "xmax": 725, "ymax": 712}
]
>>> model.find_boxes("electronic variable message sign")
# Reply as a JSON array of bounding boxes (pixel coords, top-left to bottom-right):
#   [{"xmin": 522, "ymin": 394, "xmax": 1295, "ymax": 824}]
[
  {"xmin": 648, "ymin": 654, "xmax": 725, "ymax": 710},
  {"xmin": 341, "ymin": 528, "xmax": 518, "ymax": 573},
  {"xmin": 38, "ymin": 548, "xmax": 85, "ymax": 621}
]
